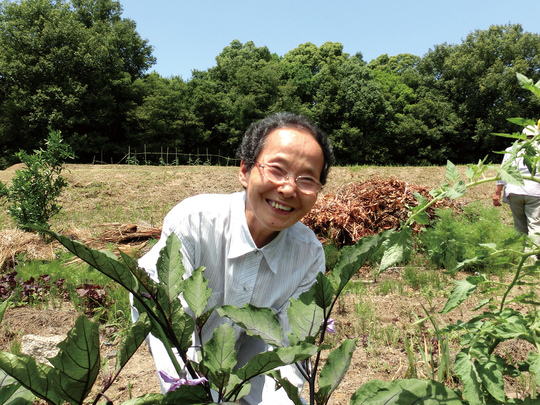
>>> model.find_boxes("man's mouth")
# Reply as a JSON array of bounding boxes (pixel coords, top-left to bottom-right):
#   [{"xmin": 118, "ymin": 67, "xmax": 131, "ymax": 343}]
[{"xmin": 269, "ymin": 200, "xmax": 293, "ymax": 212}]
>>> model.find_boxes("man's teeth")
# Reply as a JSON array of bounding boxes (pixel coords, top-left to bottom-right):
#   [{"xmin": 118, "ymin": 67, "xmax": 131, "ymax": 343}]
[{"xmin": 270, "ymin": 201, "xmax": 292, "ymax": 211}]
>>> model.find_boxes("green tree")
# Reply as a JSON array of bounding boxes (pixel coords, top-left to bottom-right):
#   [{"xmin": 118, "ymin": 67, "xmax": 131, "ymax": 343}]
[
  {"xmin": 187, "ymin": 40, "xmax": 283, "ymax": 157},
  {"xmin": 417, "ymin": 24, "xmax": 540, "ymax": 163},
  {"xmin": 126, "ymin": 73, "xmax": 199, "ymax": 162},
  {"xmin": 0, "ymin": 0, "xmax": 155, "ymax": 167}
]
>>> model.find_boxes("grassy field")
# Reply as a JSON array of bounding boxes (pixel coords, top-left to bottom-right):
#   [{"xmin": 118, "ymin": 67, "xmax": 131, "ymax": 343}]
[
  {"xmin": 0, "ymin": 162, "xmax": 506, "ymax": 231},
  {"xmin": 0, "ymin": 163, "xmax": 523, "ymax": 404}
]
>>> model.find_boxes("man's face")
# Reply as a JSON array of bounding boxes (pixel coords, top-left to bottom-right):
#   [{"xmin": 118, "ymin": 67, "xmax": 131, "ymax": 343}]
[{"xmin": 239, "ymin": 127, "xmax": 324, "ymax": 247}]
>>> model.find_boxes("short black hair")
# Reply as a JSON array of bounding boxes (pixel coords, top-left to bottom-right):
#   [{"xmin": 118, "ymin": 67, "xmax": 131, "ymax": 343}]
[{"xmin": 236, "ymin": 112, "xmax": 334, "ymax": 185}]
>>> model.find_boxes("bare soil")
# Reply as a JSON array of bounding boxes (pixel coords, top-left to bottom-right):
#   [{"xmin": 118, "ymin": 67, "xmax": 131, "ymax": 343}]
[{"xmin": 0, "ymin": 163, "xmax": 518, "ymax": 404}]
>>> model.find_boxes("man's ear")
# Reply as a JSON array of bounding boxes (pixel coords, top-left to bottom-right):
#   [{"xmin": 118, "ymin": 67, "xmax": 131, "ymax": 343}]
[{"xmin": 239, "ymin": 160, "xmax": 249, "ymax": 188}]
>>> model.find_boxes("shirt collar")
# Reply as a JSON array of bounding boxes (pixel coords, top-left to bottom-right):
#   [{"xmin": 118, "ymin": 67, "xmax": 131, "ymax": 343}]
[{"xmin": 227, "ymin": 191, "xmax": 286, "ymax": 274}]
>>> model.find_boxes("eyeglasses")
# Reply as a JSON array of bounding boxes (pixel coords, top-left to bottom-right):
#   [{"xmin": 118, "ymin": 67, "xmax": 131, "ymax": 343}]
[{"xmin": 256, "ymin": 161, "xmax": 323, "ymax": 195}]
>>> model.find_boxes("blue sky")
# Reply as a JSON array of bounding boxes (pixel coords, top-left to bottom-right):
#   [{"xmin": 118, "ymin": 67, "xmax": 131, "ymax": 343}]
[{"xmin": 120, "ymin": 0, "xmax": 540, "ymax": 80}]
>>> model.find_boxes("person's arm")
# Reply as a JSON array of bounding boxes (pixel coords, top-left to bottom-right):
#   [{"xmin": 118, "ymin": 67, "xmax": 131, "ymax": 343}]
[{"xmin": 493, "ymin": 184, "xmax": 504, "ymax": 206}]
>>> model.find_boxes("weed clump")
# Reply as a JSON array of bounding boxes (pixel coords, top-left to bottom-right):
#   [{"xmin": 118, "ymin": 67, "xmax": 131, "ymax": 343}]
[{"xmin": 419, "ymin": 203, "xmax": 518, "ymax": 271}]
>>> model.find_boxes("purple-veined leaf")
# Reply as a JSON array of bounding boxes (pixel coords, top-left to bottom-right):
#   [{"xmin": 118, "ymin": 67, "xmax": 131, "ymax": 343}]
[
  {"xmin": 329, "ymin": 232, "xmax": 385, "ymax": 292},
  {"xmin": 116, "ymin": 312, "xmax": 153, "ymax": 372},
  {"xmin": 287, "ymin": 287, "xmax": 324, "ymax": 343},
  {"xmin": 202, "ymin": 323, "xmax": 237, "ymax": 374},
  {"xmin": 183, "ymin": 266, "xmax": 211, "ymax": 318},
  {"xmin": 316, "ymin": 338, "xmax": 357, "ymax": 404},
  {"xmin": 39, "ymin": 228, "xmax": 139, "ymax": 292},
  {"xmin": 234, "ymin": 342, "xmax": 318, "ymax": 382},
  {"xmin": 267, "ymin": 370, "xmax": 304, "ymax": 405},
  {"xmin": 157, "ymin": 233, "xmax": 185, "ymax": 300},
  {"xmin": 0, "ymin": 356, "xmax": 58, "ymax": 404},
  {"xmin": 313, "ymin": 271, "xmax": 334, "ymax": 310},
  {"xmin": 0, "ymin": 369, "xmax": 35, "ymax": 404},
  {"xmin": 48, "ymin": 315, "xmax": 100, "ymax": 405},
  {"xmin": 218, "ymin": 304, "xmax": 284, "ymax": 347}
]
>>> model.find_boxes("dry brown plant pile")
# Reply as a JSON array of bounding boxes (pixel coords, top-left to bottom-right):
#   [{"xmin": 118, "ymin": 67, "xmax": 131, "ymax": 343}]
[
  {"xmin": 302, "ymin": 177, "xmax": 458, "ymax": 246},
  {"xmin": 0, "ymin": 230, "xmax": 56, "ymax": 270}
]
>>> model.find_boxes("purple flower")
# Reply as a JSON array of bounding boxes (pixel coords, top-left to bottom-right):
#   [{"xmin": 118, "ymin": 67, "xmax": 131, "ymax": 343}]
[
  {"xmin": 158, "ymin": 370, "xmax": 208, "ymax": 392},
  {"xmin": 326, "ymin": 318, "xmax": 336, "ymax": 334}
]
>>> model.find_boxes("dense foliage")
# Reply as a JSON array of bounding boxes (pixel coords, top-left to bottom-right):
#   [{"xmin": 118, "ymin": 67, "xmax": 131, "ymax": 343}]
[
  {"xmin": 0, "ymin": 128, "xmax": 74, "ymax": 231},
  {"xmin": 1, "ymin": 0, "xmax": 540, "ymax": 168}
]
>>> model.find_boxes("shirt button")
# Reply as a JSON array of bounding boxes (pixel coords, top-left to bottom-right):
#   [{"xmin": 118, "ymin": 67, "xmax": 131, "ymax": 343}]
[{"xmin": 243, "ymin": 286, "xmax": 249, "ymax": 291}]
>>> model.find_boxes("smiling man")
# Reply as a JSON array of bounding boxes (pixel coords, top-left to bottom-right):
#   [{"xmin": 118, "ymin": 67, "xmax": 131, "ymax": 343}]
[{"xmin": 136, "ymin": 112, "xmax": 334, "ymax": 404}]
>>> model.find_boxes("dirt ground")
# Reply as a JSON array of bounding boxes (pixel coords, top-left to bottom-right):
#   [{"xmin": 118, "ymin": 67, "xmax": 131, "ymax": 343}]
[{"xmin": 0, "ymin": 163, "xmax": 517, "ymax": 404}]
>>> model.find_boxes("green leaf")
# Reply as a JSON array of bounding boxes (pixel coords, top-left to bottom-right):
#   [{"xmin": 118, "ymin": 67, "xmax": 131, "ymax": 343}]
[
  {"xmin": 202, "ymin": 323, "xmax": 237, "ymax": 376},
  {"xmin": 350, "ymin": 378, "xmax": 463, "ymax": 404},
  {"xmin": 223, "ymin": 373, "xmax": 251, "ymax": 403},
  {"xmin": 493, "ymin": 312, "xmax": 530, "ymax": 340},
  {"xmin": 0, "ymin": 298, "xmax": 10, "ymax": 325},
  {"xmin": 445, "ymin": 180, "xmax": 467, "ymax": 200},
  {"xmin": 313, "ymin": 272, "xmax": 334, "ymax": 310},
  {"xmin": 120, "ymin": 385, "xmax": 210, "ymax": 404},
  {"xmin": 183, "ymin": 266, "xmax": 211, "ymax": 318},
  {"xmin": 316, "ymin": 338, "xmax": 357, "ymax": 404},
  {"xmin": 40, "ymin": 229, "xmax": 138, "ymax": 292},
  {"xmin": 235, "ymin": 343, "xmax": 317, "ymax": 382},
  {"xmin": 267, "ymin": 370, "xmax": 304, "ymax": 405},
  {"xmin": 0, "ymin": 353, "xmax": 61, "ymax": 405},
  {"xmin": 379, "ymin": 228, "xmax": 413, "ymax": 274},
  {"xmin": 453, "ymin": 349, "xmax": 483, "ymax": 405},
  {"xmin": 287, "ymin": 288, "xmax": 324, "ymax": 342},
  {"xmin": 527, "ymin": 351, "xmax": 540, "ymax": 387},
  {"xmin": 445, "ymin": 160, "xmax": 461, "ymax": 183},
  {"xmin": 218, "ymin": 304, "xmax": 284, "ymax": 347},
  {"xmin": 0, "ymin": 370, "xmax": 35, "ymax": 405},
  {"xmin": 116, "ymin": 312, "xmax": 153, "ymax": 372},
  {"xmin": 329, "ymin": 232, "xmax": 385, "ymax": 292},
  {"xmin": 48, "ymin": 316, "xmax": 100, "ymax": 405},
  {"xmin": 476, "ymin": 358, "xmax": 505, "ymax": 403},
  {"xmin": 499, "ymin": 159, "xmax": 525, "ymax": 186},
  {"xmin": 440, "ymin": 275, "xmax": 485, "ymax": 314},
  {"xmin": 157, "ymin": 233, "xmax": 185, "ymax": 300},
  {"xmin": 410, "ymin": 193, "xmax": 430, "ymax": 225},
  {"xmin": 169, "ymin": 301, "xmax": 196, "ymax": 352}
]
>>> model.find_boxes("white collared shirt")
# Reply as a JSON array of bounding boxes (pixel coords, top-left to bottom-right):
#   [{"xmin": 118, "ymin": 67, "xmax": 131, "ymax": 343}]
[
  {"xmin": 497, "ymin": 144, "xmax": 540, "ymax": 202},
  {"xmin": 137, "ymin": 191, "xmax": 324, "ymax": 403},
  {"xmin": 138, "ymin": 190, "xmax": 324, "ymax": 345}
]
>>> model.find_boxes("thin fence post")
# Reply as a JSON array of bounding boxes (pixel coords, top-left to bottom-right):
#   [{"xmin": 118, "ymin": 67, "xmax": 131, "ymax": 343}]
[
  {"xmin": 167, "ymin": 147, "xmax": 169, "ymax": 165},
  {"xmin": 144, "ymin": 144, "xmax": 147, "ymax": 165}
]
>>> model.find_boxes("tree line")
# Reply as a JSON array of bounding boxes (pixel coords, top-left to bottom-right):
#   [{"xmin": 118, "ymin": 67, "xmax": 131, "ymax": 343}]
[{"xmin": 1, "ymin": 0, "xmax": 540, "ymax": 169}]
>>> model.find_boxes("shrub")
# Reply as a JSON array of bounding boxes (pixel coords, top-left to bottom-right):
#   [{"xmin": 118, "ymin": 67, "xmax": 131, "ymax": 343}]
[
  {"xmin": 419, "ymin": 203, "xmax": 518, "ymax": 271},
  {"xmin": 0, "ymin": 128, "xmax": 75, "ymax": 231}
]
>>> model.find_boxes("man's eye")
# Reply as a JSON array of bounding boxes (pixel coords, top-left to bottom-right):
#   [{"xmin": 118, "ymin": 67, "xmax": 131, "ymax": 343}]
[
  {"xmin": 267, "ymin": 165, "xmax": 287, "ymax": 177},
  {"xmin": 297, "ymin": 177, "xmax": 318, "ymax": 185}
]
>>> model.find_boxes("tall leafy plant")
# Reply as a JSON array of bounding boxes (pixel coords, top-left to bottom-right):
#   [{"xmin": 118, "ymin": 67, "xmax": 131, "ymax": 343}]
[{"xmin": 0, "ymin": 128, "xmax": 74, "ymax": 231}]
